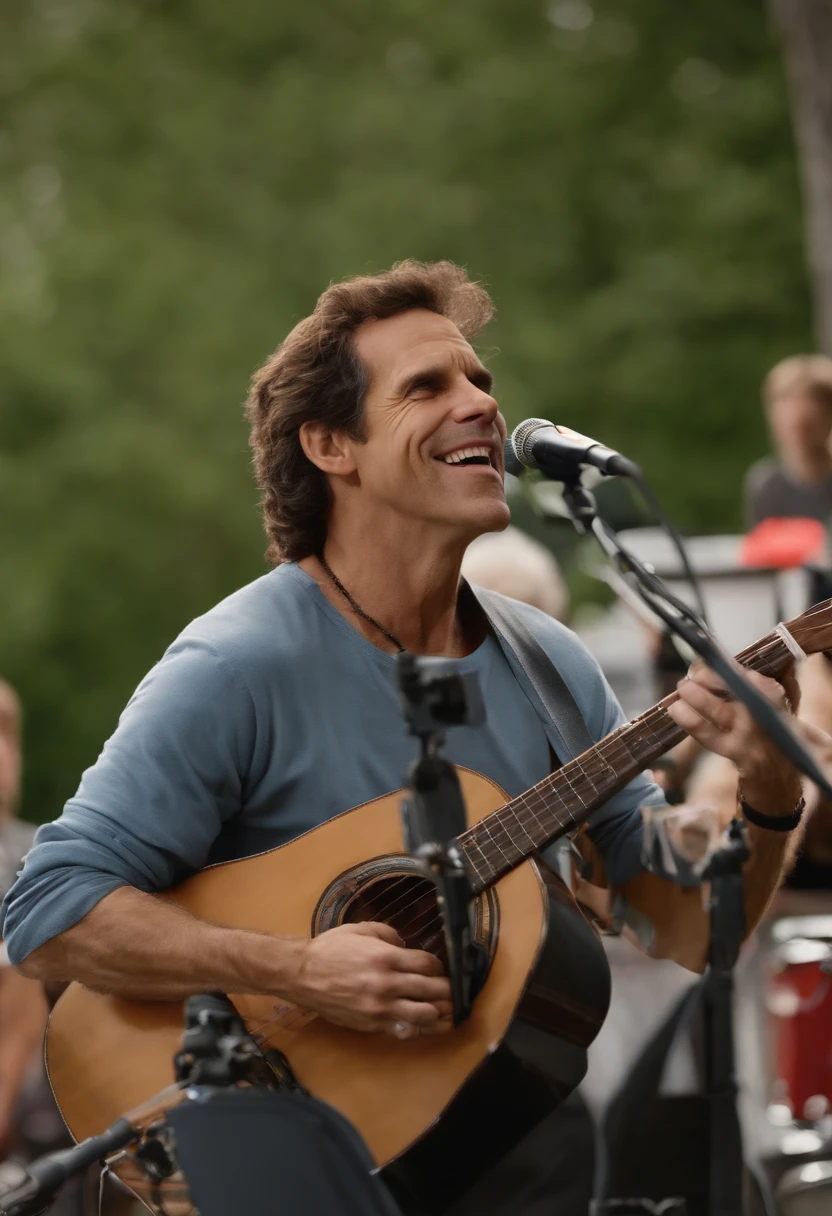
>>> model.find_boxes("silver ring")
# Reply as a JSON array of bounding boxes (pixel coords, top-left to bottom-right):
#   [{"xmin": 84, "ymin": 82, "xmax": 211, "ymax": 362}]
[{"xmin": 393, "ymin": 1021, "xmax": 412, "ymax": 1039}]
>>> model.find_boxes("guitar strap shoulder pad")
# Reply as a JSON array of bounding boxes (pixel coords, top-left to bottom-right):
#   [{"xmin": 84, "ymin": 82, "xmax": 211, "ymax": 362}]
[{"xmin": 470, "ymin": 584, "xmax": 594, "ymax": 760}]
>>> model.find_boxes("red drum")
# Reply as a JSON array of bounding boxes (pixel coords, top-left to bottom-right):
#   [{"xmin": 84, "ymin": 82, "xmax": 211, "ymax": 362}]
[{"xmin": 766, "ymin": 916, "xmax": 832, "ymax": 1122}]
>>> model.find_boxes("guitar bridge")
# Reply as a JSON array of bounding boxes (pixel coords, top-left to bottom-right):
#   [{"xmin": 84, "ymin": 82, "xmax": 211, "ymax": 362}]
[{"xmin": 261, "ymin": 1044, "xmax": 308, "ymax": 1094}]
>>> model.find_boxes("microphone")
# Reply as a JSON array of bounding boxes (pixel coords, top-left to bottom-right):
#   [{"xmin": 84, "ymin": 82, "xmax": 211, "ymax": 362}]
[{"xmin": 505, "ymin": 418, "xmax": 640, "ymax": 480}]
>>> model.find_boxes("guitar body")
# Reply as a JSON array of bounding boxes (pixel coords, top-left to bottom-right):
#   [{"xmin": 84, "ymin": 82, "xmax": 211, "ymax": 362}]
[{"xmin": 45, "ymin": 767, "xmax": 610, "ymax": 1212}]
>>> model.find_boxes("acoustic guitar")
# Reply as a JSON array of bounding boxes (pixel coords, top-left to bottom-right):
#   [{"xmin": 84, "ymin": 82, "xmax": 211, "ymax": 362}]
[{"xmin": 44, "ymin": 600, "xmax": 832, "ymax": 1212}]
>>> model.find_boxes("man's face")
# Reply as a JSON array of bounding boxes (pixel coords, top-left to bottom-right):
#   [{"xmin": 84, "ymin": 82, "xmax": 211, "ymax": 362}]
[
  {"xmin": 768, "ymin": 393, "xmax": 832, "ymax": 462},
  {"xmin": 346, "ymin": 309, "xmax": 510, "ymax": 541}
]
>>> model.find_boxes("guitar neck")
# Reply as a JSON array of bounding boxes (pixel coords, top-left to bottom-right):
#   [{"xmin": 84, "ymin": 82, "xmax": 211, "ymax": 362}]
[{"xmin": 458, "ymin": 623, "xmax": 797, "ymax": 893}]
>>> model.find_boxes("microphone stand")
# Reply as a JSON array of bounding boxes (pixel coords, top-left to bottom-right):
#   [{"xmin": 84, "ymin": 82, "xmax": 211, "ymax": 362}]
[
  {"xmin": 396, "ymin": 653, "xmax": 487, "ymax": 1025},
  {"xmin": 559, "ymin": 477, "xmax": 832, "ymax": 801},
  {"xmin": 556, "ymin": 470, "xmax": 830, "ymax": 1216},
  {"xmin": 0, "ymin": 995, "xmax": 264, "ymax": 1216}
]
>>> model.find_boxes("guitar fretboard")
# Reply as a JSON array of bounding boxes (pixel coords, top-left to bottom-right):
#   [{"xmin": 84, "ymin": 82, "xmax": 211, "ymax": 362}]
[{"xmin": 457, "ymin": 626, "xmax": 792, "ymax": 892}]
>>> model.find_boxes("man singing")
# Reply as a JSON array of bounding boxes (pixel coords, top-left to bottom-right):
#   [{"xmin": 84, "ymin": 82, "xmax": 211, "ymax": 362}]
[{"xmin": 2, "ymin": 261, "xmax": 808, "ymax": 1213}]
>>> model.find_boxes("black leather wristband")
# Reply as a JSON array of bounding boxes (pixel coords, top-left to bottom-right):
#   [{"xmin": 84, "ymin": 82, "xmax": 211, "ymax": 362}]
[{"xmin": 739, "ymin": 794, "xmax": 805, "ymax": 833}]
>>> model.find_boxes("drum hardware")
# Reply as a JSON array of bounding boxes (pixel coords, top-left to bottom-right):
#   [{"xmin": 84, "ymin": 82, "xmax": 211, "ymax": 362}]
[
  {"xmin": 765, "ymin": 917, "xmax": 832, "ymax": 1129},
  {"xmin": 775, "ymin": 1158, "xmax": 832, "ymax": 1216}
]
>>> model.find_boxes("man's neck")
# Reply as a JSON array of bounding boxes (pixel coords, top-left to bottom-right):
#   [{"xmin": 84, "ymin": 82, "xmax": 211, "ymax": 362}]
[
  {"xmin": 782, "ymin": 448, "xmax": 832, "ymax": 487},
  {"xmin": 299, "ymin": 530, "xmax": 482, "ymax": 658}
]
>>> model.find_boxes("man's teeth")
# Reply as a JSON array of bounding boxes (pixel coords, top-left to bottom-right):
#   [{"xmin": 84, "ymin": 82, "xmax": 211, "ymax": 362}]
[{"xmin": 442, "ymin": 446, "xmax": 491, "ymax": 464}]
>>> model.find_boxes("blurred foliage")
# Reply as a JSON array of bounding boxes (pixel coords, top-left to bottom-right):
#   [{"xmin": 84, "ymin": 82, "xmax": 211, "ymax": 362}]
[{"xmin": 0, "ymin": 0, "xmax": 814, "ymax": 820}]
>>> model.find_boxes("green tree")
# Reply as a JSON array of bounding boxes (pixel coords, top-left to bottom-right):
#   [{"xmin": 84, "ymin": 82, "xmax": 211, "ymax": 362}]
[{"xmin": 0, "ymin": 0, "xmax": 813, "ymax": 820}]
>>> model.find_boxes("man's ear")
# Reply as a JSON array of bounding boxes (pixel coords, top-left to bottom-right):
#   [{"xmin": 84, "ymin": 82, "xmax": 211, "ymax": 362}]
[{"xmin": 299, "ymin": 421, "xmax": 358, "ymax": 476}]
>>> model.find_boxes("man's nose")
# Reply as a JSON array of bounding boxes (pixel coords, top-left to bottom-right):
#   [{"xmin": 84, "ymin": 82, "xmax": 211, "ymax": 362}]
[{"xmin": 453, "ymin": 383, "xmax": 499, "ymax": 425}]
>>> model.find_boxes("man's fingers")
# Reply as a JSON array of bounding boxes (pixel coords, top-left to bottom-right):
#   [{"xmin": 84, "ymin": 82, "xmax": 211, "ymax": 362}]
[
  {"xmin": 686, "ymin": 659, "xmax": 797, "ymax": 714},
  {"xmin": 387, "ymin": 998, "xmax": 452, "ymax": 1034},
  {"xmin": 343, "ymin": 921, "xmax": 404, "ymax": 948},
  {"xmin": 685, "ymin": 660, "xmax": 729, "ymax": 697},
  {"xmin": 675, "ymin": 678, "xmax": 735, "ymax": 731},
  {"xmin": 390, "ymin": 972, "xmax": 452, "ymax": 1004},
  {"xmin": 390, "ymin": 946, "xmax": 445, "ymax": 977},
  {"xmin": 742, "ymin": 666, "xmax": 793, "ymax": 711},
  {"xmin": 430, "ymin": 999, "xmax": 454, "ymax": 1020},
  {"xmin": 783, "ymin": 669, "xmax": 801, "ymax": 714},
  {"xmin": 666, "ymin": 698, "xmax": 725, "ymax": 753}
]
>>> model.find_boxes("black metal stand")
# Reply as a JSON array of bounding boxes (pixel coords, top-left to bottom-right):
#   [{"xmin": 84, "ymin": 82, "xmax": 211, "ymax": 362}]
[
  {"xmin": 396, "ymin": 652, "xmax": 486, "ymax": 1025},
  {"xmin": 561, "ymin": 473, "xmax": 832, "ymax": 801},
  {"xmin": 702, "ymin": 819, "xmax": 750, "ymax": 1216},
  {"xmin": 0, "ymin": 995, "xmax": 262, "ymax": 1216},
  {"xmin": 554, "ymin": 467, "xmax": 822, "ymax": 1216}
]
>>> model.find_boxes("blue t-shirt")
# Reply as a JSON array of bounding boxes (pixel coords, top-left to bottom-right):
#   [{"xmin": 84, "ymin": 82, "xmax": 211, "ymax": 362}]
[{"xmin": 1, "ymin": 564, "xmax": 663, "ymax": 964}]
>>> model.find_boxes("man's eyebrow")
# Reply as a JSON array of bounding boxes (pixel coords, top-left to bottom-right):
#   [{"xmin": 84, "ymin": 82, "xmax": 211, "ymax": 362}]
[
  {"xmin": 392, "ymin": 363, "xmax": 445, "ymax": 397},
  {"xmin": 394, "ymin": 360, "xmax": 494, "ymax": 397},
  {"xmin": 469, "ymin": 364, "xmax": 494, "ymax": 393}
]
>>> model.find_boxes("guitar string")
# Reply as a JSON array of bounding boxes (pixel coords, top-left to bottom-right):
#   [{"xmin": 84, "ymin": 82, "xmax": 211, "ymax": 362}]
[
  {"xmin": 252, "ymin": 694, "xmax": 775, "ymax": 1040},
  {"xmin": 371, "ymin": 619, "xmax": 775, "ymax": 920},
  {"xmin": 320, "ymin": 695, "xmax": 693, "ymax": 937},
  {"xmin": 109, "ymin": 631, "xmax": 809, "ymax": 1049},
  {"xmin": 242, "ymin": 714, "xmax": 717, "ymax": 1039},
  {"xmin": 239, "ymin": 733, "xmax": 757, "ymax": 1042},
  {"xmin": 240, "ymin": 628, "xmax": 800, "ymax": 1041},
  {"xmin": 244, "ymin": 730, "xmax": 647, "ymax": 1039}
]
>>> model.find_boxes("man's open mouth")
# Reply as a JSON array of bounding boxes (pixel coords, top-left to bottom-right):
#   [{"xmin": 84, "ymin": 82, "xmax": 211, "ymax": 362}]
[{"xmin": 434, "ymin": 445, "xmax": 495, "ymax": 468}]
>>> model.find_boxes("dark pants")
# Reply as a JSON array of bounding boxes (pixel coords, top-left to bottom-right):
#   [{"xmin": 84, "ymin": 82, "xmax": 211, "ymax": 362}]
[{"xmin": 446, "ymin": 1094, "xmax": 595, "ymax": 1216}]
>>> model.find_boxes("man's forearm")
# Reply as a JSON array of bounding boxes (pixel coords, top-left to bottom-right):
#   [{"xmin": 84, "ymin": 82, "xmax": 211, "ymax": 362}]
[
  {"xmin": 688, "ymin": 756, "xmax": 802, "ymax": 930},
  {"xmin": 742, "ymin": 816, "xmax": 803, "ymax": 934},
  {"xmin": 15, "ymin": 886, "xmax": 308, "ymax": 1002}
]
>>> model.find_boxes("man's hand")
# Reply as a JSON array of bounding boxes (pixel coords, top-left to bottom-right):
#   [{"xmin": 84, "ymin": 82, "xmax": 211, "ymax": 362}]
[
  {"xmin": 289, "ymin": 922, "xmax": 453, "ymax": 1040},
  {"xmin": 666, "ymin": 660, "xmax": 803, "ymax": 817}
]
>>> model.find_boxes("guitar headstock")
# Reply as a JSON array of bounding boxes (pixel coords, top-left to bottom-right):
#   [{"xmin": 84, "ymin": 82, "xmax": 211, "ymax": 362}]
[{"xmin": 783, "ymin": 598, "xmax": 832, "ymax": 657}]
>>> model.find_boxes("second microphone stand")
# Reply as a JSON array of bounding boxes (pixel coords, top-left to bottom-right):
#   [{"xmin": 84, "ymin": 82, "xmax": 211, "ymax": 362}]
[
  {"xmin": 559, "ymin": 476, "xmax": 832, "ymax": 800},
  {"xmin": 558, "ymin": 470, "xmax": 829, "ymax": 1216}
]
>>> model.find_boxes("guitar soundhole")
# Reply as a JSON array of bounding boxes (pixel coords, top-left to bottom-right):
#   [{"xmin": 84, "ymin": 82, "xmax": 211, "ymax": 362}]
[
  {"xmin": 312, "ymin": 858, "xmax": 498, "ymax": 970},
  {"xmin": 343, "ymin": 874, "xmax": 447, "ymax": 960}
]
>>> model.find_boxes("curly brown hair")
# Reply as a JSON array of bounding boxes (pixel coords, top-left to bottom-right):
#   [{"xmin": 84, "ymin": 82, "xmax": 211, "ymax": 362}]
[{"xmin": 245, "ymin": 259, "xmax": 495, "ymax": 564}]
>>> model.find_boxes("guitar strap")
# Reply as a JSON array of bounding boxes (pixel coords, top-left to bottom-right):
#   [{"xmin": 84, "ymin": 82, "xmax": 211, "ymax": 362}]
[
  {"xmin": 469, "ymin": 585, "xmax": 595, "ymax": 872},
  {"xmin": 471, "ymin": 586, "xmax": 594, "ymax": 759}
]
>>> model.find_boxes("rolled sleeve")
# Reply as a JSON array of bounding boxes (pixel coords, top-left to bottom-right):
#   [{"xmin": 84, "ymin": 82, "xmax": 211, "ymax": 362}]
[{"xmin": 1, "ymin": 636, "xmax": 257, "ymax": 964}]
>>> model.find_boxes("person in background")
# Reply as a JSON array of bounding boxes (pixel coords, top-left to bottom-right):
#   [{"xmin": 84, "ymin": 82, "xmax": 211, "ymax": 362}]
[
  {"xmin": 744, "ymin": 354, "xmax": 832, "ymax": 528},
  {"xmin": 461, "ymin": 526, "xmax": 569, "ymax": 622},
  {"xmin": 0, "ymin": 680, "xmax": 48, "ymax": 1156}
]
